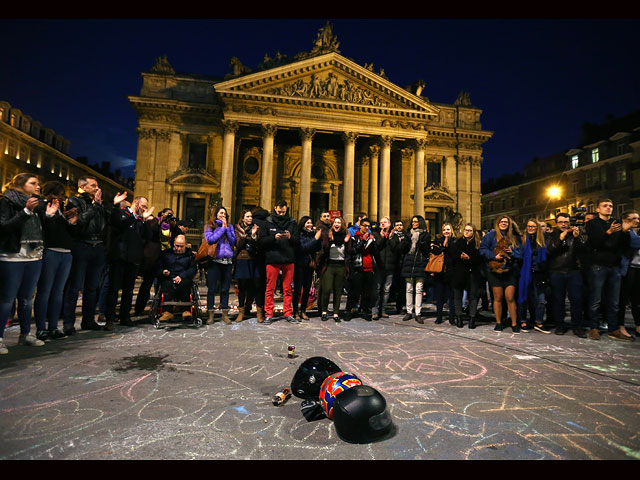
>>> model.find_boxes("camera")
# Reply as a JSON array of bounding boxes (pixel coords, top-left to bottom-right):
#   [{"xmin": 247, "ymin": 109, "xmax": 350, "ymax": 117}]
[
  {"xmin": 164, "ymin": 213, "xmax": 176, "ymax": 223},
  {"xmin": 570, "ymin": 206, "xmax": 587, "ymax": 226}
]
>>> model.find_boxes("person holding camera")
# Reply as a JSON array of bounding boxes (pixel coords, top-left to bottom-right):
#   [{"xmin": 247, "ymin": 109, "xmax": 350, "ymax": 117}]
[
  {"xmin": 234, "ymin": 209, "xmax": 262, "ymax": 323},
  {"xmin": 546, "ymin": 212, "xmax": 590, "ymax": 337},
  {"xmin": 585, "ymin": 198, "xmax": 633, "ymax": 340}
]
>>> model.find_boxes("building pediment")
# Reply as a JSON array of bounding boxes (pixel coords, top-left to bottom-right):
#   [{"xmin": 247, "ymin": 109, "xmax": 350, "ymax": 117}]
[
  {"xmin": 214, "ymin": 52, "xmax": 440, "ymax": 120},
  {"xmin": 166, "ymin": 168, "xmax": 219, "ymax": 187}
]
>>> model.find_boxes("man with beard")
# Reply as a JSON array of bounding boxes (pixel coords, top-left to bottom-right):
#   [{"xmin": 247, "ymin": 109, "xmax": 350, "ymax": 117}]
[{"xmin": 259, "ymin": 200, "xmax": 298, "ymax": 324}]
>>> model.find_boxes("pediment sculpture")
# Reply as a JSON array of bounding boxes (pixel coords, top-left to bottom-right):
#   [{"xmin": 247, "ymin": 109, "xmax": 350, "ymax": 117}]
[{"xmin": 424, "ymin": 183, "xmax": 455, "ymax": 201}]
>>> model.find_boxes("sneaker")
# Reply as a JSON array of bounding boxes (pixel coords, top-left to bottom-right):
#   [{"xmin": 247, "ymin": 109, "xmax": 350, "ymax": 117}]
[
  {"xmin": 520, "ymin": 323, "xmax": 532, "ymax": 332},
  {"xmin": 554, "ymin": 325, "xmax": 567, "ymax": 335},
  {"xmin": 36, "ymin": 330, "xmax": 52, "ymax": 342},
  {"xmin": 494, "ymin": 323, "xmax": 503, "ymax": 332},
  {"xmin": 63, "ymin": 326, "xmax": 76, "ymax": 336},
  {"xmin": 333, "ymin": 315, "xmax": 341, "ymax": 323},
  {"xmin": 18, "ymin": 334, "xmax": 45, "ymax": 347},
  {"xmin": 608, "ymin": 330, "xmax": 632, "ymax": 341},
  {"xmin": 0, "ymin": 339, "xmax": 7, "ymax": 354},
  {"xmin": 49, "ymin": 329, "xmax": 67, "ymax": 339},
  {"xmin": 588, "ymin": 328, "xmax": 600, "ymax": 340},
  {"xmin": 534, "ymin": 324, "xmax": 552, "ymax": 334},
  {"xmin": 512, "ymin": 324, "xmax": 520, "ymax": 334},
  {"xmin": 263, "ymin": 317, "xmax": 273, "ymax": 325},
  {"xmin": 285, "ymin": 316, "xmax": 297, "ymax": 323},
  {"xmin": 321, "ymin": 313, "xmax": 328, "ymax": 322},
  {"xmin": 573, "ymin": 328, "xmax": 587, "ymax": 338}
]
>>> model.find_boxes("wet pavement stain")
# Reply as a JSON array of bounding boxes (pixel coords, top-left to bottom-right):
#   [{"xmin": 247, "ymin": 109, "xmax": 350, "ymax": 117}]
[{"xmin": 113, "ymin": 354, "xmax": 174, "ymax": 372}]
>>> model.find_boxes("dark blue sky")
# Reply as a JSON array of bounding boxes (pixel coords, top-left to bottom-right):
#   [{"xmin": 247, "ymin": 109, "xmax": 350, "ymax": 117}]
[{"xmin": 2, "ymin": 19, "xmax": 639, "ymax": 182}]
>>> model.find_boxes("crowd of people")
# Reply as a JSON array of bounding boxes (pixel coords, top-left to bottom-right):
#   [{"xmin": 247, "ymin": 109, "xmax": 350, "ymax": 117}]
[{"xmin": 1, "ymin": 172, "xmax": 639, "ymax": 355}]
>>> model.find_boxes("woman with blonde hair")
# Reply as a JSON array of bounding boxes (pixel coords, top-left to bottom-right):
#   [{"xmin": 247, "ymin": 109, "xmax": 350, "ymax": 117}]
[
  {"xmin": 517, "ymin": 218, "xmax": 549, "ymax": 333},
  {"xmin": 480, "ymin": 215, "xmax": 523, "ymax": 333},
  {"xmin": 431, "ymin": 222, "xmax": 456, "ymax": 325},
  {"xmin": 450, "ymin": 223, "xmax": 483, "ymax": 329}
]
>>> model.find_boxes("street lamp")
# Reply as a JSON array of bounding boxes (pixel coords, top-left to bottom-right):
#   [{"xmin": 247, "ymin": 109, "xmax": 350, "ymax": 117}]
[{"xmin": 547, "ymin": 185, "xmax": 562, "ymax": 199}]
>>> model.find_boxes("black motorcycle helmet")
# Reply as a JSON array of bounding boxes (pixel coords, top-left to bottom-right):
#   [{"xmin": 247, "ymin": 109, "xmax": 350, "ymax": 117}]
[
  {"xmin": 291, "ymin": 356, "xmax": 341, "ymax": 400},
  {"xmin": 332, "ymin": 385, "xmax": 395, "ymax": 444}
]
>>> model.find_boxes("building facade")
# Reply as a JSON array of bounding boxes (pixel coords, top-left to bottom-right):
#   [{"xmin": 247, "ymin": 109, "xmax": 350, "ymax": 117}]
[
  {"xmin": 481, "ymin": 111, "xmax": 640, "ymax": 231},
  {"xmin": 129, "ymin": 24, "xmax": 492, "ymax": 234},
  {"xmin": 0, "ymin": 101, "xmax": 133, "ymax": 201}
]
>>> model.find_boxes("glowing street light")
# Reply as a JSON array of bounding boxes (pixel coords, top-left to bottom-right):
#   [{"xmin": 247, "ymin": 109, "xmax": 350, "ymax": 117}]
[{"xmin": 547, "ymin": 185, "xmax": 562, "ymax": 199}]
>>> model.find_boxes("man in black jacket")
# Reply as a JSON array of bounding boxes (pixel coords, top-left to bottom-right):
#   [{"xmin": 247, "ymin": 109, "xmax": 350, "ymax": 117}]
[
  {"xmin": 372, "ymin": 216, "xmax": 397, "ymax": 319},
  {"xmin": 259, "ymin": 200, "xmax": 298, "ymax": 324},
  {"xmin": 585, "ymin": 198, "xmax": 633, "ymax": 340},
  {"xmin": 156, "ymin": 234, "xmax": 197, "ymax": 322},
  {"xmin": 104, "ymin": 195, "xmax": 154, "ymax": 330},
  {"xmin": 547, "ymin": 213, "xmax": 589, "ymax": 337},
  {"xmin": 62, "ymin": 176, "xmax": 122, "ymax": 333}
]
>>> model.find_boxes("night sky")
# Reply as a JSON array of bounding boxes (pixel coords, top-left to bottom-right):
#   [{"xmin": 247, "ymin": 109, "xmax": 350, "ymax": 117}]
[{"xmin": 2, "ymin": 18, "xmax": 639, "ymax": 183}]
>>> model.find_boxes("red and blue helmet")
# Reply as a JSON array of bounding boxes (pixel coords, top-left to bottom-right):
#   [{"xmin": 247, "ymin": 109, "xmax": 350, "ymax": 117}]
[{"xmin": 319, "ymin": 372, "xmax": 362, "ymax": 419}]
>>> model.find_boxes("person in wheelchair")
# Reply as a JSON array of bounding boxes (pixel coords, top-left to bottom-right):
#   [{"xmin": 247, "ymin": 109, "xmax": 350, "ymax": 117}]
[{"xmin": 155, "ymin": 234, "xmax": 197, "ymax": 322}]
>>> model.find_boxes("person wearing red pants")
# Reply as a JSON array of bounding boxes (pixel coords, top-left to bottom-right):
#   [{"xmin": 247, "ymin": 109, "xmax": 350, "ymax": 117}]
[{"xmin": 259, "ymin": 200, "xmax": 298, "ymax": 324}]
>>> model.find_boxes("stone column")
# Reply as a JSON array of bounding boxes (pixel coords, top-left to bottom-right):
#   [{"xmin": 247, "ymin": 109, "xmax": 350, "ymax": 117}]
[
  {"xmin": 368, "ymin": 144, "xmax": 380, "ymax": 221},
  {"xmin": 378, "ymin": 135, "xmax": 393, "ymax": 219},
  {"xmin": 414, "ymin": 138, "xmax": 428, "ymax": 217},
  {"xmin": 342, "ymin": 132, "xmax": 358, "ymax": 225},
  {"xmin": 220, "ymin": 120, "xmax": 238, "ymax": 208},
  {"xmin": 299, "ymin": 127, "xmax": 315, "ymax": 217},
  {"xmin": 260, "ymin": 124, "xmax": 277, "ymax": 210}
]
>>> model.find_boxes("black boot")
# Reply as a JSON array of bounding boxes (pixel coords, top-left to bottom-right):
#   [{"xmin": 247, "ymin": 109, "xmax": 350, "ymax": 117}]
[
  {"xmin": 456, "ymin": 316, "xmax": 463, "ymax": 328},
  {"xmin": 469, "ymin": 316, "xmax": 477, "ymax": 329},
  {"xmin": 435, "ymin": 316, "xmax": 444, "ymax": 324},
  {"xmin": 448, "ymin": 315, "xmax": 455, "ymax": 326}
]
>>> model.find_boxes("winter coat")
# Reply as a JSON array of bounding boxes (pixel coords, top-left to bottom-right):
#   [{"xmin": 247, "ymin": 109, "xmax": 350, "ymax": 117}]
[
  {"xmin": 585, "ymin": 216, "xmax": 631, "ymax": 267},
  {"xmin": 34, "ymin": 200, "xmax": 76, "ymax": 250},
  {"xmin": 66, "ymin": 192, "xmax": 109, "ymax": 243},
  {"xmin": 235, "ymin": 221, "xmax": 260, "ymax": 261},
  {"xmin": 294, "ymin": 228, "xmax": 322, "ymax": 267},
  {"xmin": 156, "ymin": 247, "xmax": 197, "ymax": 282},
  {"xmin": 0, "ymin": 192, "xmax": 43, "ymax": 253},
  {"xmin": 317, "ymin": 230, "xmax": 352, "ymax": 277},
  {"xmin": 430, "ymin": 235, "xmax": 456, "ymax": 283},
  {"xmin": 399, "ymin": 229, "xmax": 431, "ymax": 278},
  {"xmin": 259, "ymin": 210, "xmax": 298, "ymax": 265},
  {"xmin": 546, "ymin": 228, "xmax": 588, "ymax": 273},
  {"xmin": 479, "ymin": 229, "xmax": 523, "ymax": 274},
  {"xmin": 107, "ymin": 207, "xmax": 152, "ymax": 264},
  {"xmin": 449, "ymin": 236, "xmax": 483, "ymax": 290},
  {"xmin": 375, "ymin": 228, "xmax": 402, "ymax": 273},
  {"xmin": 350, "ymin": 230, "xmax": 380, "ymax": 273},
  {"xmin": 204, "ymin": 220, "xmax": 236, "ymax": 260}
]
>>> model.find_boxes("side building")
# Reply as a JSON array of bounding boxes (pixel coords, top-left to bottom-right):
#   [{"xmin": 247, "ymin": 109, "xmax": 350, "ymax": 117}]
[
  {"xmin": 129, "ymin": 24, "xmax": 492, "ymax": 237},
  {"xmin": 0, "ymin": 101, "xmax": 133, "ymax": 201},
  {"xmin": 481, "ymin": 110, "xmax": 640, "ymax": 231}
]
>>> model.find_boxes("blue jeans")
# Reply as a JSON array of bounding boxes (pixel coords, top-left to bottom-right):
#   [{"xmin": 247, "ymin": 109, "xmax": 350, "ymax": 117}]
[
  {"xmin": 517, "ymin": 281, "xmax": 546, "ymax": 326},
  {"xmin": 63, "ymin": 242, "xmax": 106, "ymax": 327},
  {"xmin": 206, "ymin": 262, "xmax": 233, "ymax": 310},
  {"xmin": 0, "ymin": 260, "xmax": 43, "ymax": 337},
  {"xmin": 589, "ymin": 264, "xmax": 622, "ymax": 332},
  {"xmin": 34, "ymin": 250, "xmax": 73, "ymax": 331},
  {"xmin": 548, "ymin": 270, "xmax": 584, "ymax": 329}
]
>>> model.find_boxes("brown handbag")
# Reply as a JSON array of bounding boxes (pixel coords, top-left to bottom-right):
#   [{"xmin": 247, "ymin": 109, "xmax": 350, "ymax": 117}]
[
  {"xmin": 195, "ymin": 238, "xmax": 217, "ymax": 263},
  {"xmin": 425, "ymin": 252, "xmax": 444, "ymax": 273}
]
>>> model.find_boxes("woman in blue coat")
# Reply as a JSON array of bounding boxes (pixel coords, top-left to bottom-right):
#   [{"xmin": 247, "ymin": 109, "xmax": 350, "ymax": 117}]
[{"xmin": 479, "ymin": 215, "xmax": 522, "ymax": 333}]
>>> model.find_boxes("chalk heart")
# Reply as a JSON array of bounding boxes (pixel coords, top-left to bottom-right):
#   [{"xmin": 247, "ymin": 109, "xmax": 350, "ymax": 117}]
[{"xmin": 327, "ymin": 342, "xmax": 488, "ymax": 392}]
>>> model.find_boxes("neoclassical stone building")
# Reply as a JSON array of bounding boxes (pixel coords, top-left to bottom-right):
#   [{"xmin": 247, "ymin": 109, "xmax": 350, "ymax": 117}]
[{"xmin": 129, "ymin": 23, "xmax": 492, "ymax": 233}]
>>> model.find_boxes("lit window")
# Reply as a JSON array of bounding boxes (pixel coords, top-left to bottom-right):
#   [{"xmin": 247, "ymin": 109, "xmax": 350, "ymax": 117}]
[
  {"xmin": 592, "ymin": 148, "xmax": 599, "ymax": 163},
  {"xmin": 616, "ymin": 166, "xmax": 627, "ymax": 183},
  {"xmin": 571, "ymin": 155, "xmax": 579, "ymax": 169}
]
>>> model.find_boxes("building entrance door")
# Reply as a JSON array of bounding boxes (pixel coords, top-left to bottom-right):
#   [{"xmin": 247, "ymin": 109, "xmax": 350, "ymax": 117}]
[{"xmin": 310, "ymin": 192, "xmax": 329, "ymax": 222}]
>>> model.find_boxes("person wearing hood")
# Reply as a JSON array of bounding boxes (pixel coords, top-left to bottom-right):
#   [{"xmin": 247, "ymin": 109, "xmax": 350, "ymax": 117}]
[
  {"xmin": 293, "ymin": 216, "xmax": 322, "ymax": 321},
  {"xmin": 204, "ymin": 206, "xmax": 236, "ymax": 325},
  {"xmin": 259, "ymin": 200, "xmax": 298, "ymax": 324},
  {"xmin": 0, "ymin": 173, "xmax": 57, "ymax": 353}
]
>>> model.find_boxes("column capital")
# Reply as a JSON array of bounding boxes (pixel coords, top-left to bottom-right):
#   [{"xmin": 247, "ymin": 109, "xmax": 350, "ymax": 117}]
[
  {"xmin": 261, "ymin": 123, "xmax": 278, "ymax": 137},
  {"xmin": 368, "ymin": 144, "xmax": 380, "ymax": 156},
  {"xmin": 401, "ymin": 147, "xmax": 413, "ymax": 160},
  {"xmin": 414, "ymin": 137, "xmax": 428, "ymax": 150},
  {"xmin": 299, "ymin": 127, "xmax": 316, "ymax": 141},
  {"xmin": 222, "ymin": 120, "xmax": 239, "ymax": 135},
  {"xmin": 379, "ymin": 135, "xmax": 393, "ymax": 148},
  {"xmin": 342, "ymin": 131, "xmax": 359, "ymax": 145}
]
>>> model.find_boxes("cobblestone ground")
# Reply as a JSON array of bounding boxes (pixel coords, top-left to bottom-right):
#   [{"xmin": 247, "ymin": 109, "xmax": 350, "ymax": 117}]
[{"xmin": 1, "ymin": 279, "xmax": 639, "ymax": 460}]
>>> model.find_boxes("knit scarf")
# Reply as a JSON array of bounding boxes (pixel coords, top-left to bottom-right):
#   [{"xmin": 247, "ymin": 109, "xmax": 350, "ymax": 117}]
[
  {"xmin": 3, "ymin": 189, "xmax": 44, "ymax": 257},
  {"xmin": 518, "ymin": 234, "xmax": 547, "ymax": 304},
  {"xmin": 409, "ymin": 229, "xmax": 423, "ymax": 254}
]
